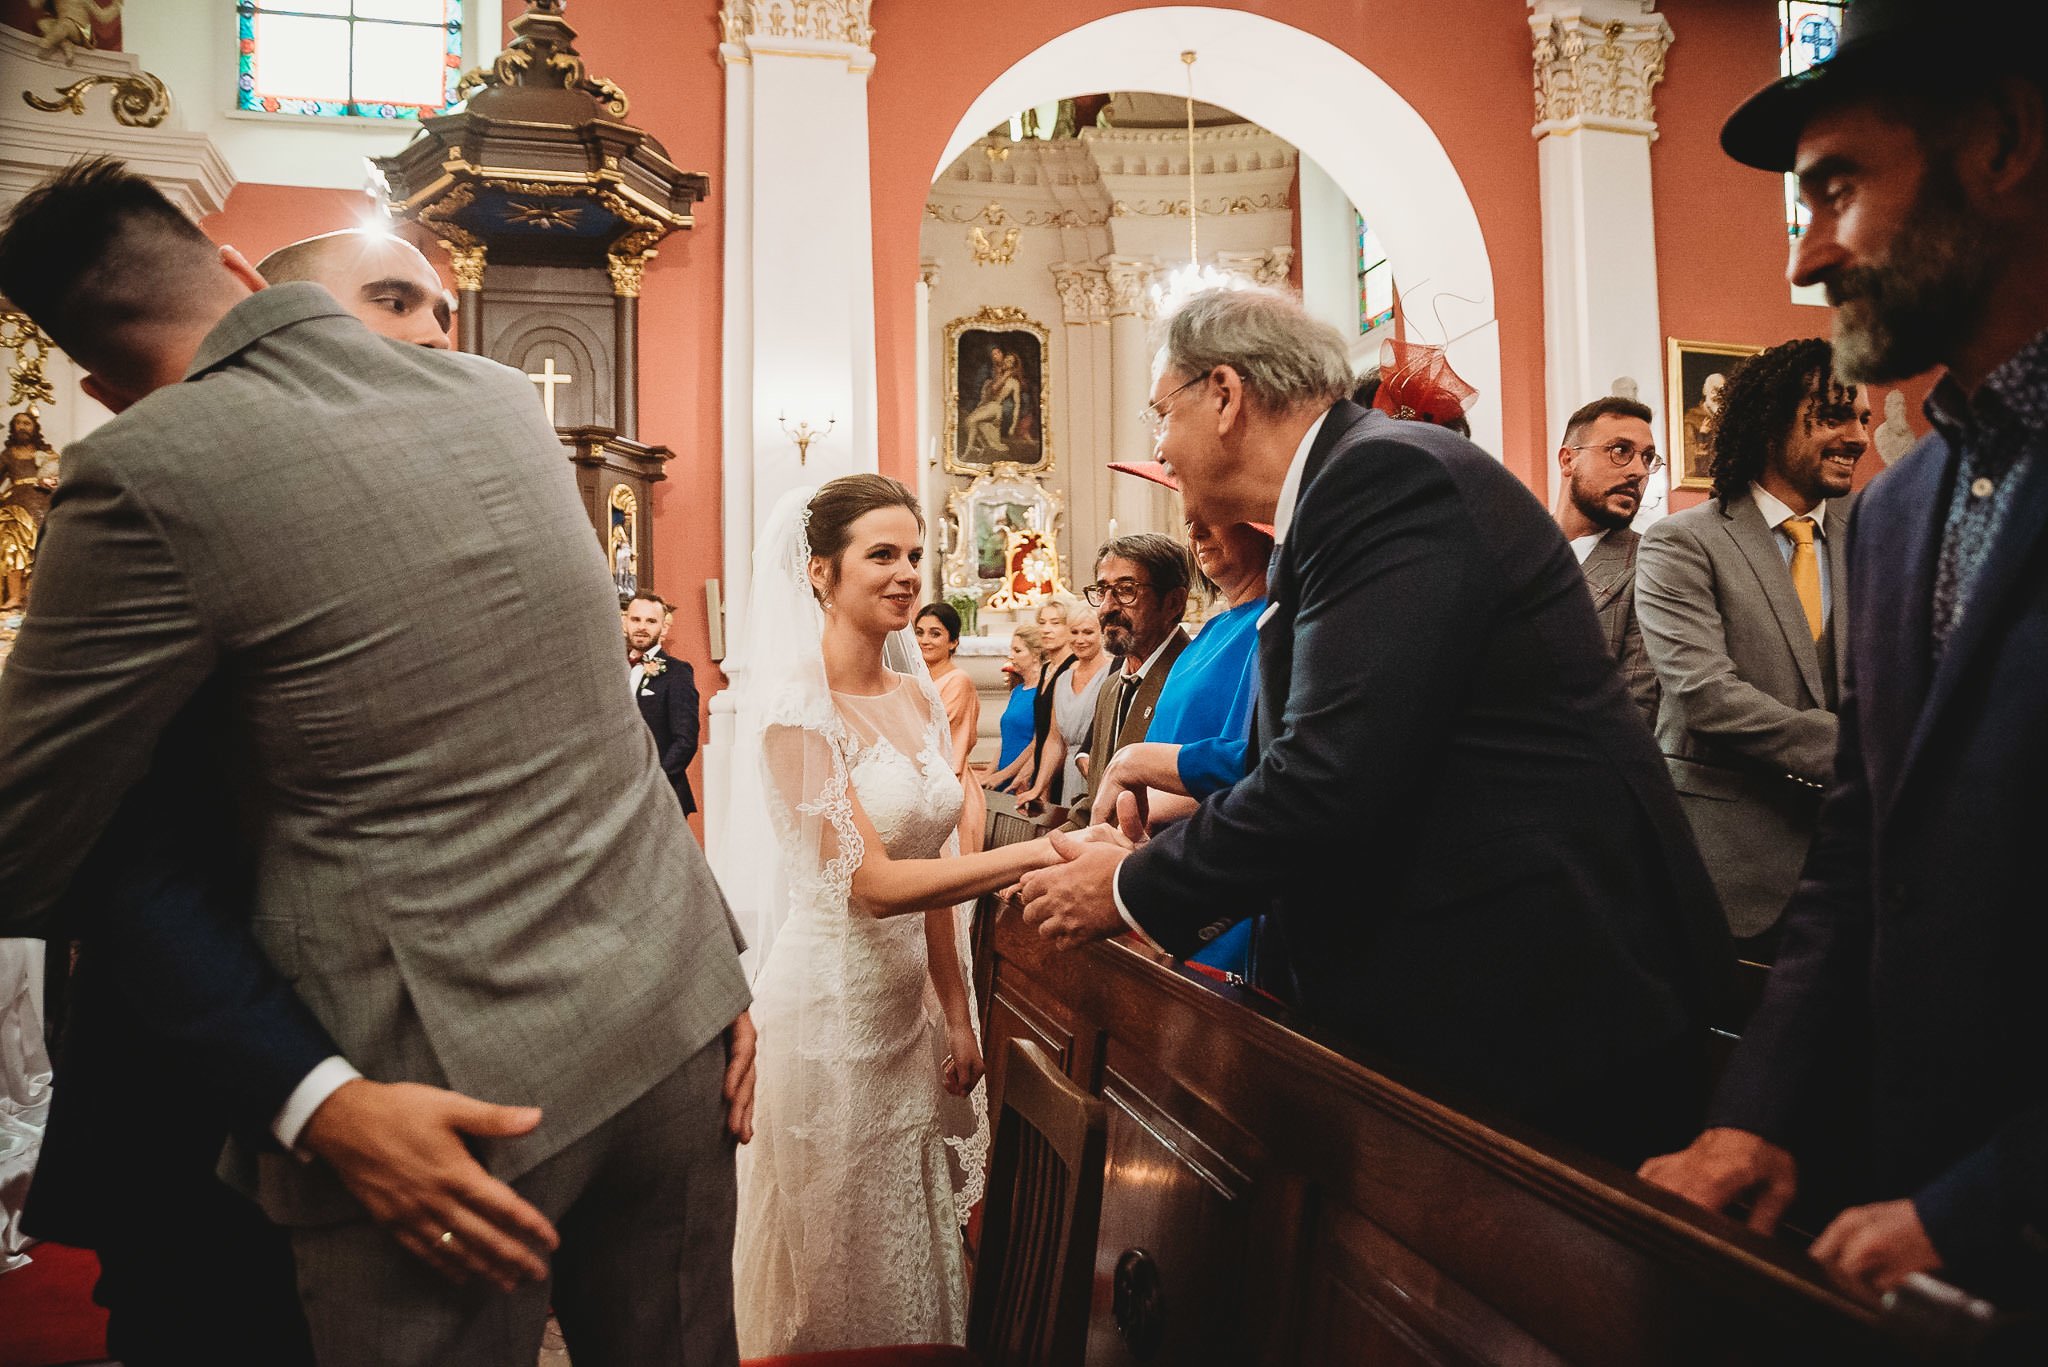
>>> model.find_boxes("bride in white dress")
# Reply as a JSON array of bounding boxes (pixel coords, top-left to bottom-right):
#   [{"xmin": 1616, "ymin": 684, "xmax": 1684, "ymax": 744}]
[{"xmin": 722, "ymin": 476, "xmax": 1058, "ymax": 1354}]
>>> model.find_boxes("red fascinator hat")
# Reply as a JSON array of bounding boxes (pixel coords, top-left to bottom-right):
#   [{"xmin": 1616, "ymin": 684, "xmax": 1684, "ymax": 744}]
[{"xmin": 1371, "ymin": 338, "xmax": 1478, "ymax": 427}]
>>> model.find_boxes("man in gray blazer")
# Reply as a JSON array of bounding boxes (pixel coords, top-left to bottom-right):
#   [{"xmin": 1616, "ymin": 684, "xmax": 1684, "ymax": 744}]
[
  {"xmin": 1636, "ymin": 337, "xmax": 1872, "ymax": 953},
  {"xmin": 1552, "ymin": 394, "xmax": 1662, "ymax": 731},
  {"xmin": 0, "ymin": 161, "xmax": 751, "ymax": 1363}
]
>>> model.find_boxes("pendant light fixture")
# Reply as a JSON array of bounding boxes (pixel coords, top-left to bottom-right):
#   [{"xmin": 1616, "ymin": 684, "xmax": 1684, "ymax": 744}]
[{"xmin": 1148, "ymin": 50, "xmax": 1244, "ymax": 313}]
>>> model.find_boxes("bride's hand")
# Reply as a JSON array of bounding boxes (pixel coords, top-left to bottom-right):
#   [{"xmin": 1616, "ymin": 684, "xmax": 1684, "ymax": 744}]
[{"xmin": 941, "ymin": 1021, "xmax": 985, "ymax": 1096}]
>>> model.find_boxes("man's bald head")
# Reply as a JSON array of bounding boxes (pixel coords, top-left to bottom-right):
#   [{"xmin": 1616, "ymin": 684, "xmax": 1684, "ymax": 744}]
[{"xmin": 256, "ymin": 230, "xmax": 452, "ymax": 349}]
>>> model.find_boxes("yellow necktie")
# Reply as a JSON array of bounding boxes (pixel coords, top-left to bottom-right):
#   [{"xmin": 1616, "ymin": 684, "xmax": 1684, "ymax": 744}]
[{"xmin": 1784, "ymin": 516, "xmax": 1824, "ymax": 641}]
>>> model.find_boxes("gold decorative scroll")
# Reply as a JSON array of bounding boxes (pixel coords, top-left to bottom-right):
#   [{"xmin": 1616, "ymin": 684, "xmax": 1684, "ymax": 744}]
[{"xmin": 22, "ymin": 70, "xmax": 171, "ymax": 128}]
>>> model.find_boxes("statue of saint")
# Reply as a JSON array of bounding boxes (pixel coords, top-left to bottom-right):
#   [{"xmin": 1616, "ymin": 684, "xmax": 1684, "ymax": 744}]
[{"xmin": 2, "ymin": 410, "xmax": 60, "ymax": 611}]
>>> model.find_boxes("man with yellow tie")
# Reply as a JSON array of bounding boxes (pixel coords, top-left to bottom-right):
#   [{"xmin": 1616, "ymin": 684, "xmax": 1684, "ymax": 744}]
[{"xmin": 1636, "ymin": 338, "xmax": 1872, "ymax": 960}]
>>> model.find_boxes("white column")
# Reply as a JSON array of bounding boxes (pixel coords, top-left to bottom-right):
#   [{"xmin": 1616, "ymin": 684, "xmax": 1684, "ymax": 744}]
[
  {"xmin": 708, "ymin": 0, "xmax": 879, "ymax": 863},
  {"xmin": 1528, "ymin": 0, "xmax": 1673, "ymax": 520},
  {"xmin": 1103, "ymin": 256, "xmax": 1165, "ymax": 536},
  {"xmin": 1297, "ymin": 155, "xmax": 1359, "ymax": 342}
]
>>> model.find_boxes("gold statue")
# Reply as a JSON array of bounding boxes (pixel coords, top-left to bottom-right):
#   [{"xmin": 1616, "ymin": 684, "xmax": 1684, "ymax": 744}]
[{"xmin": 2, "ymin": 411, "xmax": 60, "ymax": 611}]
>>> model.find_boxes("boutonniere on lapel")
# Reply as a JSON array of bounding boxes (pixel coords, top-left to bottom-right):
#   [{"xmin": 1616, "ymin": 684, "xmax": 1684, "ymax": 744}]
[{"xmin": 641, "ymin": 655, "xmax": 667, "ymax": 680}]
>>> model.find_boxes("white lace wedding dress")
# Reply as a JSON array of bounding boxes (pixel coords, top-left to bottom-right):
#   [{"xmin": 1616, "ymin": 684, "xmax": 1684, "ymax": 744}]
[{"xmin": 734, "ymin": 676, "xmax": 983, "ymax": 1354}]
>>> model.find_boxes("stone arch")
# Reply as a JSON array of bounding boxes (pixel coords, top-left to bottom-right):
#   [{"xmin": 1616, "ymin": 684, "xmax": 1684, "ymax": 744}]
[{"xmin": 929, "ymin": 5, "xmax": 1502, "ymax": 455}]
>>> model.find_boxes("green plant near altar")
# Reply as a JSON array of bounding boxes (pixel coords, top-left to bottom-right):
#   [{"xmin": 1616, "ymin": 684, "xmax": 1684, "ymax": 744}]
[{"xmin": 944, "ymin": 589, "xmax": 981, "ymax": 637}]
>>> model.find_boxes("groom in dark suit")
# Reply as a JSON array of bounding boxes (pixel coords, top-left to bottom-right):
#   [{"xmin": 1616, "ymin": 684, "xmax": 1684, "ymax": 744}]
[
  {"xmin": 1019, "ymin": 286, "xmax": 1732, "ymax": 1167},
  {"xmin": 625, "ymin": 593, "xmax": 700, "ymax": 815},
  {"xmin": 1642, "ymin": 0, "xmax": 2048, "ymax": 1326}
]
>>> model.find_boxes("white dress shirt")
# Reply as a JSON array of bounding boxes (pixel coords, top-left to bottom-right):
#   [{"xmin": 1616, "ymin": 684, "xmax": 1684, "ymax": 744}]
[{"xmin": 1569, "ymin": 530, "xmax": 1608, "ymax": 565}]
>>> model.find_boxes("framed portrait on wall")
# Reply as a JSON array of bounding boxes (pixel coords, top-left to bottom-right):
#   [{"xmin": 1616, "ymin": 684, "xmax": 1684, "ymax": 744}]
[
  {"xmin": 943, "ymin": 306, "xmax": 1052, "ymax": 477},
  {"xmin": 1666, "ymin": 339, "xmax": 1764, "ymax": 491}
]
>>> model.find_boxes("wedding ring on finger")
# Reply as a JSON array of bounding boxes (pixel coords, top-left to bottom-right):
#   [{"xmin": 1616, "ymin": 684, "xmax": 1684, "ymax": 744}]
[{"xmin": 438, "ymin": 1230, "xmax": 458, "ymax": 1249}]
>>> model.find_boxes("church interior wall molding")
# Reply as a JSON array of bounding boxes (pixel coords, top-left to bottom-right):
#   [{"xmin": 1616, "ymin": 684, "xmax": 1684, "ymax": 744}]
[{"xmin": 1527, "ymin": 0, "xmax": 1673, "ymax": 139}]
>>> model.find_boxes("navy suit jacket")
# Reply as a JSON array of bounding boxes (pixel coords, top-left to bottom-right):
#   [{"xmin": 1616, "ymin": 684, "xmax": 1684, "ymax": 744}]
[
  {"xmin": 24, "ymin": 683, "xmax": 337, "ymax": 1247},
  {"xmin": 635, "ymin": 650, "xmax": 699, "ymax": 815},
  {"xmin": 1711, "ymin": 423, "xmax": 2048, "ymax": 1300},
  {"xmin": 1118, "ymin": 404, "xmax": 1732, "ymax": 1123}
]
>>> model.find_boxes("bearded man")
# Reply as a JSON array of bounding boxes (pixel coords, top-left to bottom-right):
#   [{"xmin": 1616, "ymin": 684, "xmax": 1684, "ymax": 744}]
[
  {"xmin": 1635, "ymin": 338, "xmax": 1870, "ymax": 954},
  {"xmin": 1640, "ymin": 0, "xmax": 2048, "ymax": 1339},
  {"xmin": 1551, "ymin": 394, "xmax": 1662, "ymax": 730}
]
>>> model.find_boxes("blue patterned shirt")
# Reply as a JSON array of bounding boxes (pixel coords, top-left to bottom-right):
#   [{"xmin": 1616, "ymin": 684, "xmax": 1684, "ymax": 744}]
[{"xmin": 1923, "ymin": 326, "xmax": 2048, "ymax": 658}]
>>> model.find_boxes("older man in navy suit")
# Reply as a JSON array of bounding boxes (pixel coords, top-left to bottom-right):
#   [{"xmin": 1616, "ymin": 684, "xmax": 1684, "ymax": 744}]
[
  {"xmin": 625, "ymin": 593, "xmax": 699, "ymax": 815},
  {"xmin": 1642, "ymin": 0, "xmax": 2048, "ymax": 1329}
]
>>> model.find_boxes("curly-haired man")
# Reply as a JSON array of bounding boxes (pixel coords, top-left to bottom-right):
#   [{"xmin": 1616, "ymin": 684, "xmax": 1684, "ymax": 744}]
[{"xmin": 1635, "ymin": 337, "xmax": 1870, "ymax": 955}]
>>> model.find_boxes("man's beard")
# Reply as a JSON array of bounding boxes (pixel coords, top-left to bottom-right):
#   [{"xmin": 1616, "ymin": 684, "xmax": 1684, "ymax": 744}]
[
  {"xmin": 1098, "ymin": 608, "xmax": 1134, "ymax": 657},
  {"xmin": 1570, "ymin": 479, "xmax": 1637, "ymax": 533},
  {"xmin": 1828, "ymin": 161, "xmax": 1999, "ymax": 384}
]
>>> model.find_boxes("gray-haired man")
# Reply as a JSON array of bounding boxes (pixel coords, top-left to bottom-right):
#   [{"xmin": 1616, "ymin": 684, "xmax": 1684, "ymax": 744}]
[{"xmin": 1020, "ymin": 286, "xmax": 1730, "ymax": 1168}]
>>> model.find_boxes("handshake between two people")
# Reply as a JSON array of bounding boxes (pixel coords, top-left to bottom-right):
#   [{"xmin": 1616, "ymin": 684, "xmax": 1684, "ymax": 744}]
[{"xmin": 1011, "ymin": 741, "xmax": 1191, "ymax": 952}]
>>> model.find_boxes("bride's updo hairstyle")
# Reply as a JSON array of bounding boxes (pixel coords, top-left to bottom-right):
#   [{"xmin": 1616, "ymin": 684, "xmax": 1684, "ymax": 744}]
[{"xmin": 805, "ymin": 473, "xmax": 925, "ymax": 604}]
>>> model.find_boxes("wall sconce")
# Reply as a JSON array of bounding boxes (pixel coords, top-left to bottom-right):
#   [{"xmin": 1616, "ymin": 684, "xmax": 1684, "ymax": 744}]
[{"xmin": 778, "ymin": 411, "xmax": 835, "ymax": 465}]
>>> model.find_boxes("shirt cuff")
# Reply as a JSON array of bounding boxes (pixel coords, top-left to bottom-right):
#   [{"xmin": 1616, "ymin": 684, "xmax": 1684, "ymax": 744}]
[
  {"xmin": 1112, "ymin": 859, "xmax": 1171, "ymax": 955},
  {"xmin": 272, "ymin": 1055, "xmax": 363, "ymax": 1151}
]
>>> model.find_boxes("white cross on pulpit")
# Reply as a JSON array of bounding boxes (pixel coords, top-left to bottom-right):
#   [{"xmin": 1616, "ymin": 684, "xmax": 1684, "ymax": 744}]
[{"xmin": 526, "ymin": 356, "xmax": 573, "ymax": 426}]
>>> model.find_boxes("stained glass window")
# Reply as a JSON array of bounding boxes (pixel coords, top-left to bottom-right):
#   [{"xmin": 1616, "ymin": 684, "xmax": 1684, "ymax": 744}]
[
  {"xmin": 237, "ymin": 0, "xmax": 462, "ymax": 120},
  {"xmin": 1356, "ymin": 212, "xmax": 1393, "ymax": 333},
  {"xmin": 1779, "ymin": 1, "xmax": 1847, "ymax": 241}
]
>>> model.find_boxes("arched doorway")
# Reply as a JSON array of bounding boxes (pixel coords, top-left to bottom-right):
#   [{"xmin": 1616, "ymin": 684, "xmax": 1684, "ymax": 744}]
[{"xmin": 925, "ymin": 6, "xmax": 1501, "ymax": 457}]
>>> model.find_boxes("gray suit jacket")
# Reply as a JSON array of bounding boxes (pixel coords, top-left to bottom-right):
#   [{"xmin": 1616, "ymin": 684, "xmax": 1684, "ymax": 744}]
[
  {"xmin": 0, "ymin": 285, "xmax": 749, "ymax": 1209},
  {"xmin": 1579, "ymin": 528, "xmax": 1659, "ymax": 733},
  {"xmin": 1058, "ymin": 627, "xmax": 1189, "ymax": 831},
  {"xmin": 1635, "ymin": 489, "xmax": 1854, "ymax": 937}
]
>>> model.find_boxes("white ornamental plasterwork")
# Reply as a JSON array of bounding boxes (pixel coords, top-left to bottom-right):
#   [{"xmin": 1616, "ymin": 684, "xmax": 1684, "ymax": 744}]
[
  {"xmin": 919, "ymin": 258, "xmax": 942, "ymax": 290},
  {"xmin": 1109, "ymin": 192, "xmax": 1290, "ymax": 219},
  {"xmin": 926, "ymin": 200, "xmax": 1109, "ymax": 230},
  {"xmin": 1215, "ymin": 247, "xmax": 1294, "ymax": 289},
  {"xmin": 720, "ymin": 0, "xmax": 873, "ymax": 49},
  {"xmin": 1049, "ymin": 263, "xmax": 1111, "ymax": 324},
  {"xmin": 1528, "ymin": 7, "xmax": 1672, "ymax": 138},
  {"xmin": 1103, "ymin": 257, "xmax": 1160, "ymax": 319}
]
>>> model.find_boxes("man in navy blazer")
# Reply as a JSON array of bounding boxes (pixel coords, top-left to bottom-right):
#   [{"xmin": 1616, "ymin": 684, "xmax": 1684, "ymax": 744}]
[
  {"xmin": 1018, "ymin": 287, "xmax": 1732, "ymax": 1168},
  {"xmin": 1642, "ymin": 0, "xmax": 2048, "ymax": 1322},
  {"xmin": 625, "ymin": 593, "xmax": 700, "ymax": 815}
]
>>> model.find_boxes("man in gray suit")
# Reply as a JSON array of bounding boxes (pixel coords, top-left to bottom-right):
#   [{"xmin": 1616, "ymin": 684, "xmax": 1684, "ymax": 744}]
[
  {"xmin": 0, "ymin": 161, "xmax": 752, "ymax": 1363},
  {"xmin": 1552, "ymin": 395, "xmax": 1662, "ymax": 731},
  {"xmin": 1636, "ymin": 337, "xmax": 1872, "ymax": 955}
]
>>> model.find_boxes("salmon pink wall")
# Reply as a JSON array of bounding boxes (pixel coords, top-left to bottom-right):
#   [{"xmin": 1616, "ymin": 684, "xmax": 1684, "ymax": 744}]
[
  {"xmin": 1651, "ymin": 0, "xmax": 1929, "ymax": 509},
  {"xmin": 867, "ymin": 0, "xmax": 1553, "ymax": 490}
]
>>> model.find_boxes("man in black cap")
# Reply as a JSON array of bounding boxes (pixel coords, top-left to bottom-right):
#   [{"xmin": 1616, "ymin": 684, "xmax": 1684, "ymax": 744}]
[{"xmin": 1641, "ymin": 0, "xmax": 2048, "ymax": 1324}]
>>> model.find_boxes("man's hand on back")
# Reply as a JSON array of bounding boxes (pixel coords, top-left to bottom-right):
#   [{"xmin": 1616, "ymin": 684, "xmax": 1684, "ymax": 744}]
[{"xmin": 297, "ymin": 1078, "xmax": 557, "ymax": 1291}]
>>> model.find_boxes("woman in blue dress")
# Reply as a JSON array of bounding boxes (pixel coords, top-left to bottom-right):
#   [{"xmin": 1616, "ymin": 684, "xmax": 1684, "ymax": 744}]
[{"xmin": 981, "ymin": 623, "xmax": 1045, "ymax": 791}]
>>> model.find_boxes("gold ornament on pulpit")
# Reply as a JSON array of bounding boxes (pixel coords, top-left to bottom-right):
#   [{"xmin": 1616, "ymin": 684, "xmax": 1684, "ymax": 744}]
[{"xmin": 984, "ymin": 526, "xmax": 1064, "ymax": 612}]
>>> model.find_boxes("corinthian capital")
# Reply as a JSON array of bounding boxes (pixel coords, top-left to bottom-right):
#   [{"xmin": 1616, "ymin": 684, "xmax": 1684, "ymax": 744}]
[
  {"xmin": 1102, "ymin": 256, "xmax": 1158, "ymax": 318},
  {"xmin": 1050, "ymin": 263, "xmax": 1110, "ymax": 323},
  {"xmin": 1528, "ymin": 1, "xmax": 1671, "ymax": 138},
  {"xmin": 720, "ymin": 0, "xmax": 874, "ymax": 51}
]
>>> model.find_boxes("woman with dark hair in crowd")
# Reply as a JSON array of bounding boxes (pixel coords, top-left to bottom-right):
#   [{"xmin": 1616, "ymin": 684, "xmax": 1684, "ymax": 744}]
[{"xmin": 916, "ymin": 601, "xmax": 985, "ymax": 854}]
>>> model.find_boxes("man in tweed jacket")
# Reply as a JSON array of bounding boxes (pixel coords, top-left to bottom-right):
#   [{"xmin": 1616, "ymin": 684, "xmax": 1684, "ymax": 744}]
[
  {"xmin": 1551, "ymin": 395, "xmax": 1661, "ymax": 733},
  {"xmin": 0, "ymin": 162, "xmax": 751, "ymax": 1364}
]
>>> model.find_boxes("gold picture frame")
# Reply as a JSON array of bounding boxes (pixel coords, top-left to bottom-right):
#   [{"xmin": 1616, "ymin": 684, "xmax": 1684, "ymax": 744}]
[
  {"xmin": 943, "ymin": 306, "xmax": 1052, "ymax": 477},
  {"xmin": 1666, "ymin": 338, "xmax": 1764, "ymax": 491}
]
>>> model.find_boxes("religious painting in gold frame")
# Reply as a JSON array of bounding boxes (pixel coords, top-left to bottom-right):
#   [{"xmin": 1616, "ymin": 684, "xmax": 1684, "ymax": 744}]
[
  {"xmin": 943, "ymin": 306, "xmax": 1052, "ymax": 477},
  {"xmin": 1667, "ymin": 338, "xmax": 1764, "ymax": 491},
  {"xmin": 608, "ymin": 483, "xmax": 639, "ymax": 604}
]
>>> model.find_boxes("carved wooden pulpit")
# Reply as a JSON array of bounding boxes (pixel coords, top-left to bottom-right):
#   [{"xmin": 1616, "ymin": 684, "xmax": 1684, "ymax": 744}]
[{"xmin": 371, "ymin": 0, "xmax": 707, "ymax": 603}]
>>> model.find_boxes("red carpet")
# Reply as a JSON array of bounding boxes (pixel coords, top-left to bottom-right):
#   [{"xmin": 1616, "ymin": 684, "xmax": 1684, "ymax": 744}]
[{"xmin": 0, "ymin": 1242, "xmax": 108, "ymax": 1367}]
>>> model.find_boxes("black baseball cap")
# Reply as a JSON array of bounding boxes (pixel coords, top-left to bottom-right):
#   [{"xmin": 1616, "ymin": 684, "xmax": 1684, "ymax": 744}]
[{"xmin": 1721, "ymin": 0, "xmax": 2036, "ymax": 172}]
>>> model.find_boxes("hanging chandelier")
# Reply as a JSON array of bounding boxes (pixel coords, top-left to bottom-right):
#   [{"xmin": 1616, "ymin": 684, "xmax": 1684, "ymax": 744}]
[{"xmin": 1148, "ymin": 50, "xmax": 1246, "ymax": 314}]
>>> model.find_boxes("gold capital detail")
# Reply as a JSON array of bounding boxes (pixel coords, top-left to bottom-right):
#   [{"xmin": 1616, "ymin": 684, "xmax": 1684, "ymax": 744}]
[
  {"xmin": 444, "ymin": 245, "xmax": 487, "ymax": 293},
  {"xmin": 606, "ymin": 252, "xmax": 651, "ymax": 298},
  {"xmin": 22, "ymin": 71, "xmax": 171, "ymax": 128}
]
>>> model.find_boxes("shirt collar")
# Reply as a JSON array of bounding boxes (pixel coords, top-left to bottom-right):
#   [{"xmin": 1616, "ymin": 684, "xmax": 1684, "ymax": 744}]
[
  {"xmin": 1748, "ymin": 482, "xmax": 1827, "ymax": 537},
  {"xmin": 1924, "ymin": 324, "xmax": 2048, "ymax": 455},
  {"xmin": 1569, "ymin": 530, "xmax": 1608, "ymax": 564},
  {"xmin": 1121, "ymin": 626, "xmax": 1182, "ymax": 683},
  {"xmin": 1270, "ymin": 409, "xmax": 1332, "ymax": 546}
]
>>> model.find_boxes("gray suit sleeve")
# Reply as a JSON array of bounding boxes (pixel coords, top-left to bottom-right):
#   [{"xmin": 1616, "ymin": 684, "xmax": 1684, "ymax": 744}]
[
  {"xmin": 1635, "ymin": 519, "xmax": 1837, "ymax": 782},
  {"xmin": 1618, "ymin": 594, "xmax": 1662, "ymax": 732},
  {"xmin": 0, "ymin": 443, "xmax": 216, "ymax": 934}
]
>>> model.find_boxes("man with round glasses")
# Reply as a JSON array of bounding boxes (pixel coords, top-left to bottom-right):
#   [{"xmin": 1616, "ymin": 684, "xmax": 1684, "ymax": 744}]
[
  {"xmin": 1552, "ymin": 395, "xmax": 1663, "ymax": 731},
  {"xmin": 1635, "ymin": 337, "xmax": 1871, "ymax": 958}
]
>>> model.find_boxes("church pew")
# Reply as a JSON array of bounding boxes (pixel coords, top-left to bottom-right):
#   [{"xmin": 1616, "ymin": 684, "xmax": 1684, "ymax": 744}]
[{"xmin": 970, "ymin": 795, "xmax": 1995, "ymax": 1366}]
